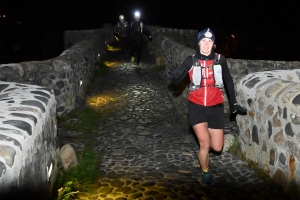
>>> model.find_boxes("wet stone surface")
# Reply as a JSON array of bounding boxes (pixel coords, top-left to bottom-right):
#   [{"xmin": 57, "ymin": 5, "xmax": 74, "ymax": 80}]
[{"xmin": 58, "ymin": 46, "xmax": 291, "ymax": 199}]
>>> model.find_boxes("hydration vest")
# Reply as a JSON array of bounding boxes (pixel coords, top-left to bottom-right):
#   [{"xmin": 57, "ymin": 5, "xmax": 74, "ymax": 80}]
[
  {"xmin": 189, "ymin": 53, "xmax": 223, "ymax": 90},
  {"xmin": 117, "ymin": 21, "xmax": 128, "ymax": 37},
  {"xmin": 131, "ymin": 21, "xmax": 143, "ymax": 33}
]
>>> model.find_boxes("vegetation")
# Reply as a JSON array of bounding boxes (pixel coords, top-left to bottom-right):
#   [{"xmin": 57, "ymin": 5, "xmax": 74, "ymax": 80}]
[
  {"xmin": 53, "ymin": 58, "xmax": 113, "ymax": 200},
  {"xmin": 55, "ymin": 106, "xmax": 104, "ymax": 200},
  {"xmin": 54, "ymin": 149, "xmax": 101, "ymax": 200},
  {"xmin": 227, "ymin": 135, "xmax": 242, "ymax": 156},
  {"xmin": 57, "ymin": 107, "xmax": 102, "ymax": 134}
]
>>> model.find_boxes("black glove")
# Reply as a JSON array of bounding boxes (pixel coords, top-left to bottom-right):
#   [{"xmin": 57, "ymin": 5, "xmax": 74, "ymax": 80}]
[
  {"xmin": 232, "ymin": 103, "xmax": 247, "ymax": 114},
  {"xmin": 149, "ymin": 35, "xmax": 152, "ymax": 42},
  {"xmin": 113, "ymin": 32, "xmax": 119, "ymax": 37}
]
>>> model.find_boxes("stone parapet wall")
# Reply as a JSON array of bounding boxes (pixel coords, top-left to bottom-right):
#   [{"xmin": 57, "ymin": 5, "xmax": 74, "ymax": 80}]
[
  {"xmin": 0, "ymin": 29, "xmax": 106, "ymax": 116},
  {"xmin": 227, "ymin": 59, "xmax": 300, "ymax": 83},
  {"xmin": 149, "ymin": 26, "xmax": 198, "ymax": 49},
  {"xmin": 0, "ymin": 28, "xmax": 106, "ymax": 198},
  {"xmin": 64, "ymin": 29, "xmax": 106, "ymax": 54},
  {"xmin": 154, "ymin": 36, "xmax": 195, "ymax": 70},
  {"xmin": 0, "ymin": 81, "xmax": 58, "ymax": 198},
  {"xmin": 236, "ymin": 70, "xmax": 300, "ymax": 194},
  {"xmin": 102, "ymin": 23, "xmax": 116, "ymax": 46}
]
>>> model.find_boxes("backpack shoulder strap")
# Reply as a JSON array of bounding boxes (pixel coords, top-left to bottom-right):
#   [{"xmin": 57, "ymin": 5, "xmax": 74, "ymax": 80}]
[
  {"xmin": 140, "ymin": 22, "xmax": 143, "ymax": 33},
  {"xmin": 214, "ymin": 53, "xmax": 221, "ymax": 65},
  {"xmin": 192, "ymin": 54, "xmax": 199, "ymax": 66}
]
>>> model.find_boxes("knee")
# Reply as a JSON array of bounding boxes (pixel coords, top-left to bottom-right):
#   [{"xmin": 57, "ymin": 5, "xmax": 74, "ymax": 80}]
[
  {"xmin": 199, "ymin": 141, "xmax": 210, "ymax": 150},
  {"xmin": 212, "ymin": 143, "xmax": 223, "ymax": 152}
]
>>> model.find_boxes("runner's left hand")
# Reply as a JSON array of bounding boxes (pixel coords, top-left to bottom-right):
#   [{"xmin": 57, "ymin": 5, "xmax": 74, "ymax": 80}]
[{"xmin": 232, "ymin": 103, "xmax": 247, "ymax": 114}]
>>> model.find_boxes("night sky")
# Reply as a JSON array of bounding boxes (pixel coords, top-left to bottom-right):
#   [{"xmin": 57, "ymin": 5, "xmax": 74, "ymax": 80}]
[{"xmin": 1, "ymin": 0, "xmax": 299, "ymax": 63}]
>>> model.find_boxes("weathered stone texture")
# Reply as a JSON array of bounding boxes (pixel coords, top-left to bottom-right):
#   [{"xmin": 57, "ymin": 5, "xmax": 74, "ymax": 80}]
[
  {"xmin": 280, "ymin": 153, "xmax": 287, "ymax": 166},
  {"xmin": 270, "ymin": 149, "xmax": 276, "ymax": 165},
  {"xmin": 0, "ymin": 81, "xmax": 57, "ymax": 198},
  {"xmin": 236, "ymin": 69, "xmax": 300, "ymax": 193},
  {"xmin": 252, "ymin": 125, "xmax": 259, "ymax": 145},
  {"xmin": 285, "ymin": 123, "xmax": 295, "ymax": 137},
  {"xmin": 274, "ymin": 131, "xmax": 286, "ymax": 146}
]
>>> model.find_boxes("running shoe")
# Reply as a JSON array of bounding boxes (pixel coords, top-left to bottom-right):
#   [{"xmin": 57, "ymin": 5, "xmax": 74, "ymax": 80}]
[
  {"xmin": 131, "ymin": 56, "xmax": 135, "ymax": 63},
  {"xmin": 199, "ymin": 172, "xmax": 211, "ymax": 186}
]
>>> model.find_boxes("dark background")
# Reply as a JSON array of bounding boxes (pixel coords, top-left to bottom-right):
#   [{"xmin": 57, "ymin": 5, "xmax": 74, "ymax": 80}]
[{"xmin": 1, "ymin": 0, "xmax": 299, "ymax": 64}]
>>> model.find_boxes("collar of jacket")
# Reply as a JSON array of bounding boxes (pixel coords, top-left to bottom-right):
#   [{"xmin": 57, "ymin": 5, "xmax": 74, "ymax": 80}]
[{"xmin": 195, "ymin": 50, "xmax": 215, "ymax": 60}]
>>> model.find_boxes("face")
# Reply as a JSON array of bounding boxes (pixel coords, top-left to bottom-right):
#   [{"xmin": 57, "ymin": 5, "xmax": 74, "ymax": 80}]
[
  {"xmin": 120, "ymin": 18, "xmax": 124, "ymax": 23},
  {"xmin": 199, "ymin": 38, "xmax": 214, "ymax": 56},
  {"xmin": 134, "ymin": 16, "xmax": 140, "ymax": 21}
]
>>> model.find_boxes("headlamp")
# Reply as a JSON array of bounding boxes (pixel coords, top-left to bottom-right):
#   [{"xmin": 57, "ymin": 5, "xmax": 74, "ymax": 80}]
[
  {"xmin": 134, "ymin": 11, "xmax": 140, "ymax": 17},
  {"xmin": 119, "ymin": 15, "xmax": 124, "ymax": 19}
]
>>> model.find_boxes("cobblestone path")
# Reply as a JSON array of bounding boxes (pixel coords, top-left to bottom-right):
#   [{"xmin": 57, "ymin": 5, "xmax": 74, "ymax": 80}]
[{"xmin": 58, "ymin": 44, "xmax": 291, "ymax": 200}]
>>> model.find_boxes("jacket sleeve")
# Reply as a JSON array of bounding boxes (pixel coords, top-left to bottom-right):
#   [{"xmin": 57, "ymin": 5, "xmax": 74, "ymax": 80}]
[
  {"xmin": 171, "ymin": 56, "xmax": 192, "ymax": 85},
  {"xmin": 220, "ymin": 55, "xmax": 237, "ymax": 105}
]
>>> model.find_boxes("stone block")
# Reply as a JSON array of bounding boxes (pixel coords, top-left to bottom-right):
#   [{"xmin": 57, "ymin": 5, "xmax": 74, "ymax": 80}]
[
  {"xmin": 223, "ymin": 134, "xmax": 235, "ymax": 152},
  {"xmin": 0, "ymin": 145, "xmax": 16, "ymax": 167},
  {"xmin": 273, "ymin": 168, "xmax": 288, "ymax": 188},
  {"xmin": 59, "ymin": 144, "xmax": 78, "ymax": 170},
  {"xmin": 156, "ymin": 57, "xmax": 164, "ymax": 66}
]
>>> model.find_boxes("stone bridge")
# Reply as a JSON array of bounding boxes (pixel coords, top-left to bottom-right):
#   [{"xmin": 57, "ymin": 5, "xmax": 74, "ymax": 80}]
[{"xmin": 0, "ymin": 23, "xmax": 300, "ymax": 198}]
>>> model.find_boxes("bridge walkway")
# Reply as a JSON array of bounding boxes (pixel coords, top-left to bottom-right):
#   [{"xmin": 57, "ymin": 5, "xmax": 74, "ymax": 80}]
[{"xmin": 58, "ymin": 43, "xmax": 290, "ymax": 200}]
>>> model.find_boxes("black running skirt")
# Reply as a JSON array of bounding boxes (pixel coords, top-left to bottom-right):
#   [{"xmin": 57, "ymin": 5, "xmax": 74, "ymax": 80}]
[{"xmin": 188, "ymin": 101, "xmax": 224, "ymax": 129}]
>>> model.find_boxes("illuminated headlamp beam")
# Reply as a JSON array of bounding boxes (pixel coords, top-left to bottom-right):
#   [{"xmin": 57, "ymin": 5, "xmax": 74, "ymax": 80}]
[{"xmin": 134, "ymin": 11, "xmax": 140, "ymax": 17}]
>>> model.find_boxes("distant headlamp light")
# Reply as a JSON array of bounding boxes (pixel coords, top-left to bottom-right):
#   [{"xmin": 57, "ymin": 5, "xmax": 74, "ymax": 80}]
[{"xmin": 134, "ymin": 11, "xmax": 140, "ymax": 17}]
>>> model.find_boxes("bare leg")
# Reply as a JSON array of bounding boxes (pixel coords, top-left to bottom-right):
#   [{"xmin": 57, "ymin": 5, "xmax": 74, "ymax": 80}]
[
  {"xmin": 209, "ymin": 128, "xmax": 224, "ymax": 152},
  {"xmin": 193, "ymin": 123, "xmax": 224, "ymax": 170},
  {"xmin": 193, "ymin": 123, "xmax": 210, "ymax": 170}
]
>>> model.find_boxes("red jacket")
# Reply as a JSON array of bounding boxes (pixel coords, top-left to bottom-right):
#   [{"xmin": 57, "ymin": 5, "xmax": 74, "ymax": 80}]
[
  {"xmin": 188, "ymin": 59, "xmax": 224, "ymax": 106},
  {"xmin": 171, "ymin": 50, "xmax": 237, "ymax": 107}
]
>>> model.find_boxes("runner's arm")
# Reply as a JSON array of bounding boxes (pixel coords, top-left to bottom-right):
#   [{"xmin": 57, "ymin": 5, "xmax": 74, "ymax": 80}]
[{"xmin": 169, "ymin": 56, "xmax": 192, "ymax": 85}]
